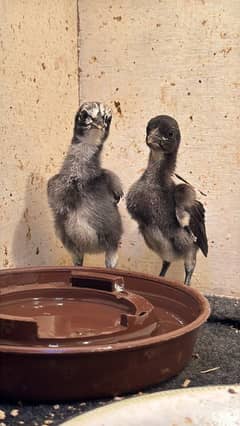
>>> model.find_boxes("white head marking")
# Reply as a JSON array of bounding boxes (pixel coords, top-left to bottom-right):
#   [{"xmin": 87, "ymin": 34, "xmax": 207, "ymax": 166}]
[{"xmin": 80, "ymin": 102, "xmax": 111, "ymax": 119}]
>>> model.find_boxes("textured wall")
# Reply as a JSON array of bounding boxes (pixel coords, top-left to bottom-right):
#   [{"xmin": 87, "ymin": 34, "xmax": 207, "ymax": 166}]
[
  {"xmin": 78, "ymin": 0, "xmax": 240, "ymax": 296},
  {"xmin": 0, "ymin": 0, "xmax": 78, "ymax": 268}
]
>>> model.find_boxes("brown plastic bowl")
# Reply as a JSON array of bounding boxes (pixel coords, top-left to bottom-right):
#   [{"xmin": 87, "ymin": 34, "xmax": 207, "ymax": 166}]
[{"xmin": 0, "ymin": 266, "xmax": 210, "ymax": 401}]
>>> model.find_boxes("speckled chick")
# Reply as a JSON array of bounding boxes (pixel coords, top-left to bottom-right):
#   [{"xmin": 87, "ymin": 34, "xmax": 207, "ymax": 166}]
[{"xmin": 47, "ymin": 102, "xmax": 123, "ymax": 268}]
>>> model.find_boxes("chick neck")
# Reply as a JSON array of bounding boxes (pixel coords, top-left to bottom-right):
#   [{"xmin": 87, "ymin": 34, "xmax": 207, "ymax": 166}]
[
  {"xmin": 147, "ymin": 148, "xmax": 178, "ymax": 184},
  {"xmin": 61, "ymin": 129, "xmax": 104, "ymax": 182}
]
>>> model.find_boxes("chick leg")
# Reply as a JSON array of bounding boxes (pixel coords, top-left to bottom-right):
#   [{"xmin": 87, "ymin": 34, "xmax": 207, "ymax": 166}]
[
  {"xmin": 72, "ymin": 253, "xmax": 84, "ymax": 267},
  {"xmin": 184, "ymin": 249, "xmax": 197, "ymax": 285},
  {"xmin": 56, "ymin": 227, "xmax": 84, "ymax": 267},
  {"xmin": 105, "ymin": 249, "xmax": 118, "ymax": 269},
  {"xmin": 160, "ymin": 261, "xmax": 171, "ymax": 277}
]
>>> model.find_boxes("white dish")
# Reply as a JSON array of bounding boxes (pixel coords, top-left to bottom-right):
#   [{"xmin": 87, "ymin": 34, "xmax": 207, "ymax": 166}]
[{"xmin": 61, "ymin": 385, "xmax": 240, "ymax": 426}]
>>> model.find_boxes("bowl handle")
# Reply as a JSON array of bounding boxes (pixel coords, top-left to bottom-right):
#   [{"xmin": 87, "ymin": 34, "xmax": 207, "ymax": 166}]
[{"xmin": 71, "ymin": 270, "xmax": 125, "ymax": 293}]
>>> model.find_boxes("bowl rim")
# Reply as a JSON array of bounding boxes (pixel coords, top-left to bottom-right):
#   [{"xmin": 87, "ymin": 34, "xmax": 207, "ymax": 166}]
[{"xmin": 0, "ymin": 266, "xmax": 211, "ymax": 354}]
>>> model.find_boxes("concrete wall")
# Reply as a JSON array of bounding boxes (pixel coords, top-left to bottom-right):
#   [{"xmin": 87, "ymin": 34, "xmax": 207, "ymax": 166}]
[
  {"xmin": 78, "ymin": 0, "xmax": 240, "ymax": 297},
  {"xmin": 0, "ymin": 0, "xmax": 78, "ymax": 268},
  {"xmin": 1, "ymin": 0, "xmax": 239, "ymax": 297}
]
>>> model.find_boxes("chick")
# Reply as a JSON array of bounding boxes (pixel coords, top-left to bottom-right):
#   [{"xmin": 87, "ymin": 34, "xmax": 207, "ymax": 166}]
[
  {"xmin": 47, "ymin": 102, "xmax": 123, "ymax": 268},
  {"xmin": 126, "ymin": 115, "xmax": 208, "ymax": 285}
]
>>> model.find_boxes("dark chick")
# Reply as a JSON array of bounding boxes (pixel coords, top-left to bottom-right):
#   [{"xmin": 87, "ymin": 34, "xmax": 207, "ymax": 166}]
[
  {"xmin": 47, "ymin": 102, "xmax": 123, "ymax": 268},
  {"xmin": 126, "ymin": 115, "xmax": 208, "ymax": 285}
]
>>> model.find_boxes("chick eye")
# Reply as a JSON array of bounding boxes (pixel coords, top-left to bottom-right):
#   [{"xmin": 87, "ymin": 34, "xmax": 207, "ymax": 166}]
[
  {"xmin": 79, "ymin": 110, "xmax": 89, "ymax": 121},
  {"xmin": 168, "ymin": 131, "xmax": 174, "ymax": 138}
]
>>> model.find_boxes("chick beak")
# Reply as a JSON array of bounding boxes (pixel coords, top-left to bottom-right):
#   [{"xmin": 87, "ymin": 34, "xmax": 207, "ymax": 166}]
[
  {"xmin": 92, "ymin": 123, "xmax": 104, "ymax": 130},
  {"xmin": 146, "ymin": 136, "xmax": 160, "ymax": 150}
]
